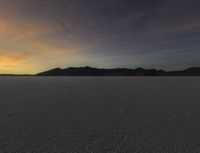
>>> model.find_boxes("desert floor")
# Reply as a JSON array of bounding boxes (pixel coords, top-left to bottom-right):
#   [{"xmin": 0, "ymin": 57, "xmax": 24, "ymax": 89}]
[{"xmin": 0, "ymin": 77, "xmax": 200, "ymax": 153}]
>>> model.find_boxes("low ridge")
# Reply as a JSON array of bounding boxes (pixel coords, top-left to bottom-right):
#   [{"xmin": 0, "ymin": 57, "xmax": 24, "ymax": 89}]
[{"xmin": 37, "ymin": 66, "xmax": 200, "ymax": 76}]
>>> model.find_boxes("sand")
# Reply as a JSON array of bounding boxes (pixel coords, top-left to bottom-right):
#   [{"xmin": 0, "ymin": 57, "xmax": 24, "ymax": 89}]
[{"xmin": 0, "ymin": 77, "xmax": 200, "ymax": 153}]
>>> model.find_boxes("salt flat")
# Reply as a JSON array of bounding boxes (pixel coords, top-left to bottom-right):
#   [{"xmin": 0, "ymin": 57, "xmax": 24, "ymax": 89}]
[{"xmin": 0, "ymin": 77, "xmax": 200, "ymax": 153}]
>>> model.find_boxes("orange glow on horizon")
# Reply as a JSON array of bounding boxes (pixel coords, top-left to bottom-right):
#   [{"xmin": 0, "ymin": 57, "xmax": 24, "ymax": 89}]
[{"xmin": 0, "ymin": 17, "xmax": 90, "ymax": 74}]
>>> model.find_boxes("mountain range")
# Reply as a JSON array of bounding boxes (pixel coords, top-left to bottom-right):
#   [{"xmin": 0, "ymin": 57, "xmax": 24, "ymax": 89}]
[{"xmin": 37, "ymin": 66, "xmax": 200, "ymax": 76}]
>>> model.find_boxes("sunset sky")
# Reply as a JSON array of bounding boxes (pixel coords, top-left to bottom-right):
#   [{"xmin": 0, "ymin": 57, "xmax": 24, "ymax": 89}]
[{"xmin": 0, "ymin": 0, "xmax": 200, "ymax": 74}]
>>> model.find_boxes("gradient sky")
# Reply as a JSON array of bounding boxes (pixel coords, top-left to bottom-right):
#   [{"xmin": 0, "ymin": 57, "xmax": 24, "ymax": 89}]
[{"xmin": 0, "ymin": 0, "xmax": 200, "ymax": 74}]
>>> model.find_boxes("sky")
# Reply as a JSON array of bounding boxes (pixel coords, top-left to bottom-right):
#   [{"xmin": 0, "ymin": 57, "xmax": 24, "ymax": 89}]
[{"xmin": 0, "ymin": 0, "xmax": 199, "ymax": 74}]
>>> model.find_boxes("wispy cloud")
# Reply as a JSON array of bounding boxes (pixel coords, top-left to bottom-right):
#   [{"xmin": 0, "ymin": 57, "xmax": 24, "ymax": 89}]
[
  {"xmin": 0, "ymin": 0, "xmax": 199, "ymax": 73},
  {"xmin": 0, "ymin": 52, "xmax": 35, "ymax": 71}
]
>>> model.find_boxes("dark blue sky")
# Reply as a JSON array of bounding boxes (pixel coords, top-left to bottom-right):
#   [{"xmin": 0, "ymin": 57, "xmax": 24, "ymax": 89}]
[{"xmin": 0, "ymin": 0, "xmax": 199, "ymax": 73}]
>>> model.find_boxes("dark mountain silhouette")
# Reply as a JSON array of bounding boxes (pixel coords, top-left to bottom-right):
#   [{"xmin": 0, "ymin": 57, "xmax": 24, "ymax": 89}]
[{"xmin": 37, "ymin": 66, "xmax": 200, "ymax": 76}]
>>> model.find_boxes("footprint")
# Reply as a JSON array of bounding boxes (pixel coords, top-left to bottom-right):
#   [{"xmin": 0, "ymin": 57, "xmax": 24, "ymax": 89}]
[
  {"xmin": 120, "ymin": 108, "xmax": 128, "ymax": 113},
  {"xmin": 6, "ymin": 112, "xmax": 15, "ymax": 117},
  {"xmin": 77, "ymin": 101, "xmax": 84, "ymax": 104}
]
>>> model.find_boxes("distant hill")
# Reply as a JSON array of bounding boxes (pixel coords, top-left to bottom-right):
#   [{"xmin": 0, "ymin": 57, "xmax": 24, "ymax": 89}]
[{"xmin": 37, "ymin": 66, "xmax": 200, "ymax": 76}]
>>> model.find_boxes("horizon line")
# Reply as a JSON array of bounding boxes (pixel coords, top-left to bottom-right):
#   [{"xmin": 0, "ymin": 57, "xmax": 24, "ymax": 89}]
[{"xmin": 0, "ymin": 66, "xmax": 199, "ymax": 76}]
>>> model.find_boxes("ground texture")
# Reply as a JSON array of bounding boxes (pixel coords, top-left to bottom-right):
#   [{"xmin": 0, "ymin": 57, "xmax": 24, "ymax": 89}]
[{"xmin": 0, "ymin": 77, "xmax": 200, "ymax": 153}]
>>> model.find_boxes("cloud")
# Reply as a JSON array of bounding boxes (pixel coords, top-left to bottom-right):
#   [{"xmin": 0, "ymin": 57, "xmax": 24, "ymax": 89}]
[
  {"xmin": 0, "ymin": 0, "xmax": 200, "ymax": 73},
  {"xmin": 0, "ymin": 52, "xmax": 35, "ymax": 68}
]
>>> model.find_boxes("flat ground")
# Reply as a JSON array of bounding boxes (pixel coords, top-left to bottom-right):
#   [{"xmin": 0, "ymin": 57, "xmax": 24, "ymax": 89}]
[{"xmin": 0, "ymin": 77, "xmax": 200, "ymax": 153}]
